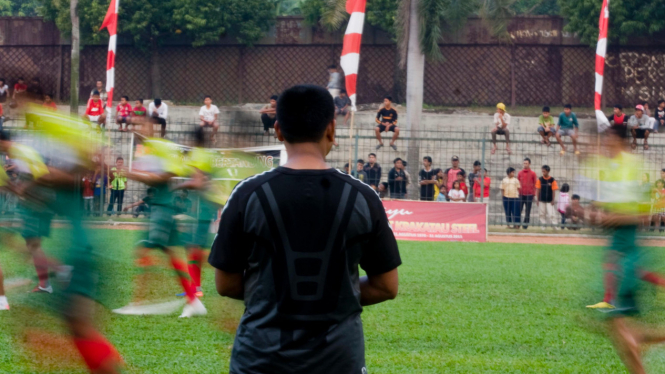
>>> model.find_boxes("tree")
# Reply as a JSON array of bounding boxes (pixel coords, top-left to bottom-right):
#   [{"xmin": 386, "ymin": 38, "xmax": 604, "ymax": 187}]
[
  {"xmin": 560, "ymin": 0, "xmax": 665, "ymax": 46},
  {"xmin": 0, "ymin": 0, "xmax": 40, "ymax": 16},
  {"xmin": 40, "ymin": 0, "xmax": 276, "ymax": 97}
]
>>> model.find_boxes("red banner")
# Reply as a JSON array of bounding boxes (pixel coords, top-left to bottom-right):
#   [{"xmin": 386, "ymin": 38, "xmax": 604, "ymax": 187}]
[{"xmin": 382, "ymin": 200, "xmax": 487, "ymax": 242}]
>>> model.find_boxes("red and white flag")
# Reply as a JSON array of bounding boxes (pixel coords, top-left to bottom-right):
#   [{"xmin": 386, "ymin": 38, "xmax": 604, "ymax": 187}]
[
  {"xmin": 595, "ymin": 0, "xmax": 610, "ymax": 132},
  {"xmin": 340, "ymin": 0, "xmax": 366, "ymax": 111},
  {"xmin": 99, "ymin": 0, "xmax": 119, "ymax": 114}
]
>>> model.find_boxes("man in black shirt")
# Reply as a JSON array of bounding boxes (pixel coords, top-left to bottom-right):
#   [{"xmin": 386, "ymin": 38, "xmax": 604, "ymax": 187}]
[
  {"xmin": 388, "ymin": 157, "xmax": 407, "ymax": 199},
  {"xmin": 419, "ymin": 156, "xmax": 436, "ymax": 201},
  {"xmin": 364, "ymin": 152, "xmax": 382, "ymax": 190},
  {"xmin": 375, "ymin": 96, "xmax": 400, "ymax": 151},
  {"xmin": 209, "ymin": 85, "xmax": 401, "ymax": 374}
]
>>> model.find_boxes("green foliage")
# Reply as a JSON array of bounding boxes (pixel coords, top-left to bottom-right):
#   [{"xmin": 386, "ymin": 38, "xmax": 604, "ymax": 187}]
[
  {"xmin": 511, "ymin": 0, "xmax": 559, "ymax": 15},
  {"xmin": 39, "ymin": 0, "xmax": 276, "ymax": 49},
  {"xmin": 0, "ymin": 0, "xmax": 40, "ymax": 16},
  {"xmin": 366, "ymin": 0, "xmax": 399, "ymax": 34},
  {"xmin": 479, "ymin": 0, "xmax": 516, "ymax": 43},
  {"xmin": 559, "ymin": 0, "xmax": 665, "ymax": 46}
]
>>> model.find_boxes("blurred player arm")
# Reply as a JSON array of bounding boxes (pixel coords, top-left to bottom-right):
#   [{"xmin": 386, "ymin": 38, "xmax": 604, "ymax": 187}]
[
  {"xmin": 172, "ymin": 168, "xmax": 205, "ymax": 191},
  {"xmin": 125, "ymin": 170, "xmax": 174, "ymax": 186}
]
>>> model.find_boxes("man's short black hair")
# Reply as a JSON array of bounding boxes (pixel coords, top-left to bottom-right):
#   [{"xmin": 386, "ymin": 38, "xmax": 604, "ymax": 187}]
[
  {"xmin": 121, "ymin": 95, "xmax": 129, "ymax": 101},
  {"xmin": 658, "ymin": 100, "xmax": 665, "ymax": 105},
  {"xmin": 328, "ymin": 65, "xmax": 337, "ymax": 69},
  {"xmin": 564, "ymin": 104, "xmax": 572, "ymax": 109},
  {"xmin": 0, "ymin": 78, "xmax": 4, "ymax": 83},
  {"xmin": 276, "ymin": 85, "xmax": 334, "ymax": 143},
  {"xmin": 523, "ymin": 157, "xmax": 531, "ymax": 164},
  {"xmin": 368, "ymin": 153, "xmax": 376, "ymax": 158},
  {"xmin": 270, "ymin": 95, "xmax": 278, "ymax": 101},
  {"xmin": 116, "ymin": 157, "xmax": 124, "ymax": 162},
  {"xmin": 204, "ymin": 95, "xmax": 211, "ymax": 100},
  {"xmin": 136, "ymin": 98, "xmax": 143, "ymax": 103},
  {"xmin": 147, "ymin": 187, "xmax": 156, "ymax": 195},
  {"xmin": 473, "ymin": 160, "xmax": 481, "ymax": 166},
  {"xmin": 506, "ymin": 167, "xmax": 516, "ymax": 175},
  {"xmin": 572, "ymin": 194, "xmax": 580, "ymax": 200},
  {"xmin": 154, "ymin": 98, "xmax": 162, "ymax": 106},
  {"xmin": 18, "ymin": 77, "xmax": 24, "ymax": 81},
  {"xmin": 393, "ymin": 157, "xmax": 403, "ymax": 165},
  {"xmin": 0, "ymin": 130, "xmax": 10, "ymax": 141},
  {"xmin": 340, "ymin": 89, "xmax": 347, "ymax": 94},
  {"xmin": 641, "ymin": 101, "xmax": 648, "ymax": 106},
  {"xmin": 614, "ymin": 104, "xmax": 623, "ymax": 110},
  {"xmin": 96, "ymin": 79, "xmax": 103, "ymax": 84},
  {"xmin": 380, "ymin": 182, "xmax": 388, "ymax": 188},
  {"xmin": 542, "ymin": 165, "xmax": 550, "ymax": 172},
  {"xmin": 357, "ymin": 159, "xmax": 364, "ymax": 164},
  {"xmin": 662, "ymin": 168, "xmax": 665, "ymax": 173},
  {"xmin": 384, "ymin": 96, "xmax": 393, "ymax": 102},
  {"xmin": 423, "ymin": 156, "xmax": 432, "ymax": 164},
  {"xmin": 91, "ymin": 90, "xmax": 100, "ymax": 96},
  {"xmin": 542, "ymin": 106, "xmax": 550, "ymax": 112},
  {"xmin": 458, "ymin": 170, "xmax": 466, "ymax": 177}
]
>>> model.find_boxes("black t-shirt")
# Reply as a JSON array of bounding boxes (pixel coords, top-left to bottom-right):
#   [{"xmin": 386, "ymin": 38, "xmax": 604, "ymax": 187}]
[
  {"xmin": 388, "ymin": 168, "xmax": 407, "ymax": 195},
  {"xmin": 376, "ymin": 108, "xmax": 398, "ymax": 125},
  {"xmin": 209, "ymin": 167, "xmax": 401, "ymax": 374},
  {"xmin": 419, "ymin": 168, "xmax": 435, "ymax": 200}
]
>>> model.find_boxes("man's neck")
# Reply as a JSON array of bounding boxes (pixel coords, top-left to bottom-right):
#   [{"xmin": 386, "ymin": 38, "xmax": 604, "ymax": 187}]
[
  {"xmin": 424, "ymin": 166, "xmax": 431, "ymax": 171},
  {"xmin": 385, "ymin": 105, "xmax": 392, "ymax": 110},
  {"xmin": 282, "ymin": 143, "xmax": 329, "ymax": 170},
  {"xmin": 205, "ymin": 104, "xmax": 211, "ymax": 108},
  {"xmin": 369, "ymin": 162, "xmax": 375, "ymax": 167}
]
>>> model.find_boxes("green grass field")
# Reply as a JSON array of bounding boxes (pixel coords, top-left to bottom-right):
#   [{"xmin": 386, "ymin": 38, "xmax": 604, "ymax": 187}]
[{"xmin": 2, "ymin": 228, "xmax": 665, "ymax": 373}]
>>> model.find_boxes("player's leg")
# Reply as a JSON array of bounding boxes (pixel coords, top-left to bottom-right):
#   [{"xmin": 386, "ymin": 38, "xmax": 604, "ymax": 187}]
[
  {"xmin": 643, "ymin": 130, "xmax": 650, "ymax": 150},
  {"xmin": 0, "ymin": 262, "xmax": 7, "ymax": 310},
  {"xmin": 159, "ymin": 118, "xmax": 167, "ymax": 138},
  {"xmin": 502, "ymin": 196, "xmax": 511, "ymax": 228},
  {"xmin": 116, "ymin": 190, "xmax": 124, "ymax": 215},
  {"xmin": 344, "ymin": 110, "xmax": 351, "ymax": 126},
  {"xmin": 571, "ymin": 132, "xmax": 579, "ymax": 153},
  {"xmin": 503, "ymin": 129, "xmax": 511, "ymax": 154},
  {"xmin": 25, "ymin": 237, "xmax": 51, "ymax": 292},
  {"xmin": 106, "ymin": 190, "xmax": 117, "ymax": 215},
  {"xmin": 609, "ymin": 318, "xmax": 646, "ymax": 374}
]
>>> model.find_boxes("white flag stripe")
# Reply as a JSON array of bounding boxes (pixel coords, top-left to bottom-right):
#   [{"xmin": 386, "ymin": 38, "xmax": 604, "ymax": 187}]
[
  {"xmin": 108, "ymin": 35, "xmax": 117, "ymax": 52},
  {"xmin": 595, "ymin": 38, "xmax": 607, "ymax": 57},
  {"xmin": 106, "ymin": 68, "xmax": 115, "ymax": 92},
  {"xmin": 344, "ymin": 12, "xmax": 365, "ymax": 35},
  {"xmin": 340, "ymin": 53, "xmax": 360, "ymax": 75},
  {"xmin": 349, "ymin": 93, "xmax": 357, "ymax": 112},
  {"xmin": 594, "ymin": 73, "xmax": 603, "ymax": 94}
]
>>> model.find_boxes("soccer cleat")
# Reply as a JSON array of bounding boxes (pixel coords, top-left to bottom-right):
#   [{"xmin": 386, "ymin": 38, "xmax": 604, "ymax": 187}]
[
  {"xmin": 586, "ymin": 301, "xmax": 615, "ymax": 309},
  {"xmin": 31, "ymin": 285, "xmax": 53, "ymax": 294},
  {"xmin": 112, "ymin": 300, "xmax": 185, "ymax": 315},
  {"xmin": 176, "ymin": 288, "xmax": 204, "ymax": 298},
  {"xmin": 0, "ymin": 296, "xmax": 9, "ymax": 311},
  {"xmin": 179, "ymin": 298, "xmax": 207, "ymax": 318}
]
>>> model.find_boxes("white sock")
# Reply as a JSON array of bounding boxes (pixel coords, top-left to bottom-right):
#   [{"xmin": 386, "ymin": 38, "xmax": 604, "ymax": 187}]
[{"xmin": 0, "ymin": 295, "xmax": 7, "ymax": 303}]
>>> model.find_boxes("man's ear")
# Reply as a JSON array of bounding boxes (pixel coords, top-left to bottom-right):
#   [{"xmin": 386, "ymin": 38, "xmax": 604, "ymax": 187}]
[
  {"xmin": 274, "ymin": 122, "xmax": 285, "ymax": 142},
  {"xmin": 326, "ymin": 119, "xmax": 336, "ymax": 143}
]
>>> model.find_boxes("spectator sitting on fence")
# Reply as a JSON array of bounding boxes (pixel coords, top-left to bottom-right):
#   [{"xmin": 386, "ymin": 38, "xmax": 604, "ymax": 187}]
[
  {"xmin": 260, "ymin": 95, "xmax": 278, "ymax": 136},
  {"xmin": 375, "ymin": 96, "xmax": 400, "ymax": 151},
  {"xmin": 334, "ymin": 89, "xmax": 352, "ymax": 126},
  {"xmin": 419, "ymin": 156, "xmax": 437, "ymax": 201},
  {"xmin": 199, "ymin": 95, "xmax": 220, "ymax": 143},
  {"xmin": 42, "ymin": 94, "xmax": 57, "ymax": 111},
  {"xmin": 388, "ymin": 157, "xmax": 407, "ymax": 199},
  {"xmin": 27, "ymin": 78, "xmax": 43, "ymax": 104},
  {"xmin": 629, "ymin": 104, "xmax": 655, "ymax": 150},
  {"xmin": 556, "ymin": 104, "xmax": 580, "ymax": 155},
  {"xmin": 501, "ymin": 167, "xmax": 521, "ymax": 229},
  {"xmin": 148, "ymin": 98, "xmax": 168, "ymax": 138},
  {"xmin": 655, "ymin": 100, "xmax": 665, "ymax": 134},
  {"xmin": 557, "ymin": 183, "xmax": 570, "ymax": 228},
  {"xmin": 444, "ymin": 156, "xmax": 465, "ymax": 194},
  {"xmin": 537, "ymin": 106, "xmax": 561, "ymax": 148},
  {"xmin": 467, "ymin": 161, "xmax": 481, "ymax": 202},
  {"xmin": 434, "ymin": 169, "xmax": 448, "ymax": 202},
  {"xmin": 116, "ymin": 95, "xmax": 133, "ymax": 132},
  {"xmin": 0, "ymin": 78, "xmax": 8, "ymax": 103},
  {"xmin": 364, "ymin": 153, "xmax": 382, "ymax": 191},
  {"xmin": 535, "ymin": 165, "xmax": 558, "ymax": 229},
  {"xmin": 491, "ymin": 103, "xmax": 511, "ymax": 154},
  {"xmin": 607, "ymin": 104, "xmax": 627, "ymax": 127},
  {"xmin": 123, "ymin": 187, "xmax": 155, "ymax": 218},
  {"xmin": 564, "ymin": 194, "xmax": 583, "ymax": 230},
  {"xmin": 355, "ymin": 159, "xmax": 368, "ymax": 183},
  {"xmin": 327, "ymin": 65, "xmax": 342, "ymax": 97},
  {"xmin": 90, "ymin": 80, "xmax": 108, "ymax": 104},
  {"xmin": 378, "ymin": 182, "xmax": 389, "ymax": 199},
  {"xmin": 473, "ymin": 168, "xmax": 491, "ymax": 203},
  {"xmin": 130, "ymin": 98, "xmax": 147, "ymax": 128},
  {"xmin": 448, "ymin": 181, "xmax": 466, "ymax": 203},
  {"xmin": 83, "ymin": 90, "xmax": 106, "ymax": 128},
  {"xmin": 457, "ymin": 170, "xmax": 468, "ymax": 197},
  {"xmin": 641, "ymin": 101, "xmax": 651, "ymax": 117}
]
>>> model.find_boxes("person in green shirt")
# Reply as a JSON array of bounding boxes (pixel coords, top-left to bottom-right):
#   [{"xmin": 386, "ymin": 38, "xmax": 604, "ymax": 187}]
[
  {"xmin": 555, "ymin": 104, "xmax": 580, "ymax": 156},
  {"xmin": 106, "ymin": 157, "xmax": 127, "ymax": 215},
  {"xmin": 537, "ymin": 106, "xmax": 564, "ymax": 149}
]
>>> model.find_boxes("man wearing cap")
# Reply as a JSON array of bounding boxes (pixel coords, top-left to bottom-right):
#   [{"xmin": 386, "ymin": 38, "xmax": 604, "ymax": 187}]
[
  {"xmin": 629, "ymin": 104, "xmax": 655, "ymax": 150},
  {"xmin": 491, "ymin": 103, "xmax": 511, "ymax": 154},
  {"xmin": 444, "ymin": 156, "xmax": 465, "ymax": 195}
]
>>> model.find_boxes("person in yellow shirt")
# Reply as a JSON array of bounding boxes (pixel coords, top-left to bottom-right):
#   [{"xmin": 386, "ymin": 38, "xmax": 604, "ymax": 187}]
[
  {"xmin": 500, "ymin": 167, "xmax": 521, "ymax": 229},
  {"xmin": 107, "ymin": 157, "xmax": 127, "ymax": 215}
]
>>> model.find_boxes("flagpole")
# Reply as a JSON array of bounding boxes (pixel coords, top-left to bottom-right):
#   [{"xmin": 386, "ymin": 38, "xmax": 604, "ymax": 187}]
[{"xmin": 348, "ymin": 111, "xmax": 355, "ymax": 176}]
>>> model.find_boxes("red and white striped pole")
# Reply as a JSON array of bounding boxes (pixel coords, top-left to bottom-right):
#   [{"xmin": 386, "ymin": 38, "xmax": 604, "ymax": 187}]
[
  {"xmin": 595, "ymin": 0, "xmax": 609, "ymax": 132},
  {"xmin": 100, "ymin": 0, "xmax": 119, "ymax": 115},
  {"xmin": 340, "ymin": 0, "xmax": 366, "ymax": 112}
]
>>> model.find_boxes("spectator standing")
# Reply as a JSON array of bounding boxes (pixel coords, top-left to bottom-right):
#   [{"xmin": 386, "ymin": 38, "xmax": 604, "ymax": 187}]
[
  {"xmin": 434, "ymin": 169, "xmax": 447, "ymax": 202},
  {"xmin": 259, "ymin": 95, "xmax": 278, "ymax": 136},
  {"xmin": 90, "ymin": 80, "xmax": 107, "ymax": 104},
  {"xmin": 491, "ymin": 103, "xmax": 511, "ymax": 154},
  {"xmin": 374, "ymin": 96, "xmax": 400, "ymax": 151},
  {"xmin": 130, "ymin": 98, "xmax": 147, "ymax": 127},
  {"xmin": 116, "ymin": 96, "xmax": 133, "ymax": 132},
  {"xmin": 556, "ymin": 104, "xmax": 580, "ymax": 155},
  {"xmin": 199, "ymin": 95, "xmax": 220, "ymax": 142},
  {"xmin": 629, "ymin": 104, "xmax": 655, "ymax": 150},
  {"xmin": 473, "ymin": 168, "xmax": 491, "ymax": 203},
  {"xmin": 107, "ymin": 157, "xmax": 127, "ymax": 216},
  {"xmin": 535, "ymin": 165, "xmax": 558, "ymax": 229},
  {"xmin": 467, "ymin": 161, "xmax": 481, "ymax": 202},
  {"xmin": 42, "ymin": 94, "xmax": 58, "ymax": 111},
  {"xmin": 444, "ymin": 156, "xmax": 465, "ymax": 195},
  {"xmin": 0, "ymin": 78, "xmax": 8, "ymax": 103},
  {"xmin": 364, "ymin": 153, "xmax": 382, "ymax": 191},
  {"xmin": 355, "ymin": 159, "xmax": 368, "ymax": 183},
  {"xmin": 457, "ymin": 171, "xmax": 468, "ymax": 197},
  {"xmin": 518, "ymin": 158, "xmax": 537, "ymax": 229},
  {"xmin": 557, "ymin": 183, "xmax": 571, "ymax": 227},
  {"xmin": 327, "ymin": 65, "xmax": 342, "ymax": 97},
  {"xmin": 334, "ymin": 89, "xmax": 352, "ymax": 126},
  {"xmin": 654, "ymin": 100, "xmax": 665, "ymax": 134},
  {"xmin": 12, "ymin": 77, "xmax": 27, "ymax": 102},
  {"xmin": 82, "ymin": 173, "xmax": 94, "ymax": 216},
  {"xmin": 419, "ymin": 156, "xmax": 436, "ymax": 201},
  {"xmin": 378, "ymin": 182, "xmax": 389, "ymax": 199},
  {"xmin": 388, "ymin": 158, "xmax": 407, "ymax": 199},
  {"xmin": 500, "ymin": 167, "xmax": 521, "ymax": 229},
  {"xmin": 148, "ymin": 98, "xmax": 168, "ymax": 138},
  {"xmin": 448, "ymin": 181, "xmax": 465, "ymax": 202},
  {"xmin": 84, "ymin": 90, "xmax": 106, "ymax": 128}
]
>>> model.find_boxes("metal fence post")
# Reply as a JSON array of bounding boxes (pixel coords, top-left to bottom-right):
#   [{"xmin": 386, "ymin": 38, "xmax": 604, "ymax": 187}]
[
  {"xmin": 480, "ymin": 137, "xmax": 486, "ymax": 203},
  {"xmin": 354, "ymin": 128, "xmax": 359, "ymax": 175}
]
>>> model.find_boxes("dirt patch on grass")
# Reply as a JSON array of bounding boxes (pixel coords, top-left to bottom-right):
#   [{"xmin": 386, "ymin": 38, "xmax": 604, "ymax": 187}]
[{"xmin": 489, "ymin": 234, "xmax": 665, "ymax": 247}]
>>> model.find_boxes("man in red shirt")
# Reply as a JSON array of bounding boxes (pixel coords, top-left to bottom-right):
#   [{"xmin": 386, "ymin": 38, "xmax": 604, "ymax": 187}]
[
  {"xmin": 12, "ymin": 77, "xmax": 27, "ymax": 101},
  {"xmin": 473, "ymin": 168, "xmax": 491, "ymax": 203},
  {"xmin": 517, "ymin": 157, "xmax": 537, "ymax": 229},
  {"xmin": 42, "ymin": 94, "xmax": 58, "ymax": 111},
  {"xmin": 115, "ymin": 95, "xmax": 133, "ymax": 132},
  {"xmin": 84, "ymin": 90, "xmax": 106, "ymax": 128},
  {"xmin": 444, "ymin": 156, "xmax": 466, "ymax": 193}
]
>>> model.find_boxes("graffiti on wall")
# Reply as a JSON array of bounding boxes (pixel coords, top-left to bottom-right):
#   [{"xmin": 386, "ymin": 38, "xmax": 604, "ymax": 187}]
[{"xmin": 607, "ymin": 52, "xmax": 665, "ymax": 102}]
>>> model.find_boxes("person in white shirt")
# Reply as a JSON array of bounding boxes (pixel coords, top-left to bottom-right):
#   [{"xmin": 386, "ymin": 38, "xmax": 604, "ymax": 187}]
[
  {"xmin": 448, "ymin": 180, "xmax": 466, "ymax": 202},
  {"xmin": 491, "ymin": 103, "xmax": 512, "ymax": 155},
  {"xmin": 0, "ymin": 78, "xmax": 9, "ymax": 104},
  {"xmin": 148, "ymin": 98, "xmax": 169, "ymax": 138},
  {"xmin": 628, "ymin": 104, "xmax": 655, "ymax": 150},
  {"xmin": 199, "ymin": 95, "xmax": 220, "ymax": 142}
]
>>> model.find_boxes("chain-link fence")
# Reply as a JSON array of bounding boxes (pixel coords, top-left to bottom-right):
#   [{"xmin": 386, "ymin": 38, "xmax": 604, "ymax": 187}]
[{"xmin": 1, "ymin": 44, "xmax": 663, "ymax": 107}]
